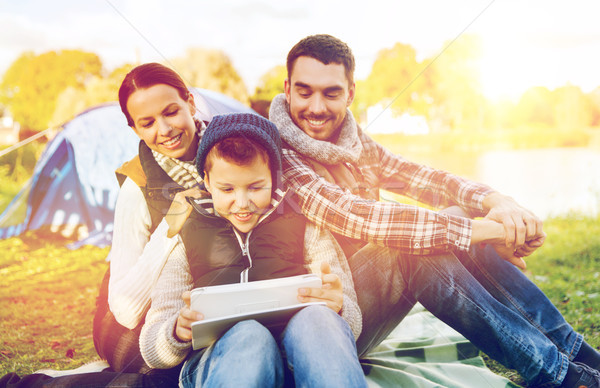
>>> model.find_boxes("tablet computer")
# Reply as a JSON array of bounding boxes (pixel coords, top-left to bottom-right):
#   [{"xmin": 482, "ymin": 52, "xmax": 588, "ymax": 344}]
[{"xmin": 190, "ymin": 274, "xmax": 323, "ymax": 349}]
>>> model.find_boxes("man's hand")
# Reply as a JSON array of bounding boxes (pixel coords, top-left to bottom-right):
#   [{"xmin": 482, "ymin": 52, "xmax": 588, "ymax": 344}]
[
  {"xmin": 165, "ymin": 187, "xmax": 207, "ymax": 238},
  {"xmin": 483, "ymin": 192, "xmax": 544, "ymax": 250},
  {"xmin": 297, "ymin": 262, "xmax": 343, "ymax": 313},
  {"xmin": 174, "ymin": 291, "xmax": 204, "ymax": 342},
  {"xmin": 488, "ymin": 234, "xmax": 545, "ymax": 270}
]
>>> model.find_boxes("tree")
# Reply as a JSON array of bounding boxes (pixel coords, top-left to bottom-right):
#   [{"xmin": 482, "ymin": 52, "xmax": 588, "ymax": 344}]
[
  {"xmin": 168, "ymin": 48, "xmax": 249, "ymax": 105},
  {"xmin": 250, "ymin": 65, "xmax": 286, "ymax": 117},
  {"xmin": 425, "ymin": 34, "xmax": 485, "ymax": 131},
  {"xmin": 587, "ymin": 87, "xmax": 600, "ymax": 127},
  {"xmin": 357, "ymin": 43, "xmax": 429, "ymax": 118},
  {"xmin": 0, "ymin": 50, "xmax": 103, "ymax": 131},
  {"xmin": 514, "ymin": 86, "xmax": 555, "ymax": 128},
  {"xmin": 49, "ymin": 64, "xmax": 134, "ymax": 127},
  {"xmin": 552, "ymin": 85, "xmax": 592, "ymax": 131}
]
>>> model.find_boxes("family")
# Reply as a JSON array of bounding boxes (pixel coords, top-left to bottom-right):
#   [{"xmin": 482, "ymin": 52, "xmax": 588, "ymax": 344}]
[{"xmin": 3, "ymin": 34, "xmax": 600, "ymax": 388}]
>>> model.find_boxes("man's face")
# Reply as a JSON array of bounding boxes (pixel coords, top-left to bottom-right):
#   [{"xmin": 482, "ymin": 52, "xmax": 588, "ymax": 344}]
[{"xmin": 285, "ymin": 56, "xmax": 355, "ymax": 142}]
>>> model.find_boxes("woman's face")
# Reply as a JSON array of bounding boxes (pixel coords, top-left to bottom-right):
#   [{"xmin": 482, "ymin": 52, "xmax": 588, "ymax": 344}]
[{"xmin": 127, "ymin": 84, "xmax": 198, "ymax": 160}]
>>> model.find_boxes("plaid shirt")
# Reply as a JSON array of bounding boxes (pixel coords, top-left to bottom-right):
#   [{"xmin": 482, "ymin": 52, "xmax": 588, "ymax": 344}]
[{"xmin": 282, "ymin": 130, "xmax": 495, "ymax": 256}]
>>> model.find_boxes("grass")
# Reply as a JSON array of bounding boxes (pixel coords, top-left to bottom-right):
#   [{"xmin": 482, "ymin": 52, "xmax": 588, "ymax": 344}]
[
  {"xmin": 0, "ymin": 235, "xmax": 109, "ymax": 376},
  {"xmin": 0, "ymin": 215, "xmax": 598, "ymax": 385}
]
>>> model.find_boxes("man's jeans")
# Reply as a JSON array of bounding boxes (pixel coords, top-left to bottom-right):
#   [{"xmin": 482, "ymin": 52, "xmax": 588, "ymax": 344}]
[
  {"xmin": 180, "ymin": 305, "xmax": 367, "ymax": 388},
  {"xmin": 350, "ymin": 242, "xmax": 583, "ymax": 387}
]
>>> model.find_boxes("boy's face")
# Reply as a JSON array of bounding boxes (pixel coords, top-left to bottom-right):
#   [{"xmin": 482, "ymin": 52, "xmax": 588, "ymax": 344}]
[
  {"xmin": 204, "ymin": 155, "xmax": 272, "ymax": 233},
  {"xmin": 284, "ymin": 56, "xmax": 355, "ymax": 142}
]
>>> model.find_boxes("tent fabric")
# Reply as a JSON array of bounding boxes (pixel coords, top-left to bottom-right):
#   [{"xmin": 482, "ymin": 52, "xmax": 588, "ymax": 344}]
[{"xmin": 0, "ymin": 89, "xmax": 254, "ymax": 247}]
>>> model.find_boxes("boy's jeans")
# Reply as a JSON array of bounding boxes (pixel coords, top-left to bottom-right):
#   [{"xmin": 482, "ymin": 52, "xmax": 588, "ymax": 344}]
[
  {"xmin": 351, "ymin": 242, "xmax": 583, "ymax": 387},
  {"xmin": 180, "ymin": 305, "xmax": 367, "ymax": 388}
]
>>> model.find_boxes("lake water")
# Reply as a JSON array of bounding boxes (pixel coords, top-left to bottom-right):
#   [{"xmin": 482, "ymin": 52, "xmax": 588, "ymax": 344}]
[{"xmin": 401, "ymin": 147, "xmax": 600, "ymax": 219}]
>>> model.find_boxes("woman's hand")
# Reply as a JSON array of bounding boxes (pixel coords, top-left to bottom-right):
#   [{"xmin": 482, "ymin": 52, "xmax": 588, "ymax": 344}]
[
  {"xmin": 174, "ymin": 291, "xmax": 204, "ymax": 342},
  {"xmin": 297, "ymin": 262, "xmax": 343, "ymax": 314},
  {"xmin": 166, "ymin": 187, "xmax": 207, "ymax": 237}
]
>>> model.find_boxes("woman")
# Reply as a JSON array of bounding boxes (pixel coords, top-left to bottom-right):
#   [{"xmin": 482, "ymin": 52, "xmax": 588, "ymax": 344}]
[
  {"xmin": 93, "ymin": 62, "xmax": 205, "ymax": 376},
  {"xmin": 0, "ymin": 63, "xmax": 203, "ymax": 388}
]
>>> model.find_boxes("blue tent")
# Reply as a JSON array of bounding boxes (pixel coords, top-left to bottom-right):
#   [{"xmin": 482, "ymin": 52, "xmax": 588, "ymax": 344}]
[{"xmin": 0, "ymin": 88, "xmax": 255, "ymax": 247}]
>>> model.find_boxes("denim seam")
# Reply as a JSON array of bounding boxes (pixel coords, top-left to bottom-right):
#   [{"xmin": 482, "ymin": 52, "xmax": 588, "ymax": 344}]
[
  {"xmin": 535, "ymin": 351, "xmax": 570, "ymax": 388},
  {"xmin": 566, "ymin": 333, "xmax": 584, "ymax": 361}
]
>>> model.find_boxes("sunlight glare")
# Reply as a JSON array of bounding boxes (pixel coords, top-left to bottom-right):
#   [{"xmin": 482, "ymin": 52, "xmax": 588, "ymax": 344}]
[{"xmin": 478, "ymin": 35, "xmax": 533, "ymax": 102}]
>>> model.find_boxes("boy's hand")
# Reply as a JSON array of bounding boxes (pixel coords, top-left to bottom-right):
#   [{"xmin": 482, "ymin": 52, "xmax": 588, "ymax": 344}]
[
  {"xmin": 166, "ymin": 187, "xmax": 207, "ymax": 238},
  {"xmin": 174, "ymin": 291, "xmax": 204, "ymax": 342},
  {"xmin": 297, "ymin": 262, "xmax": 343, "ymax": 314}
]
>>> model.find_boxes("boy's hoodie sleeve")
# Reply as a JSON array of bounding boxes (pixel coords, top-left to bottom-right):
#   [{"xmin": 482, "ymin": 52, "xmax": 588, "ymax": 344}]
[{"xmin": 303, "ymin": 222, "xmax": 363, "ymax": 340}]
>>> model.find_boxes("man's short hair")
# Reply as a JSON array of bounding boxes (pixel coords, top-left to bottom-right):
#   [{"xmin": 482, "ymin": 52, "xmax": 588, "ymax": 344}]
[{"xmin": 286, "ymin": 34, "xmax": 355, "ymax": 85}]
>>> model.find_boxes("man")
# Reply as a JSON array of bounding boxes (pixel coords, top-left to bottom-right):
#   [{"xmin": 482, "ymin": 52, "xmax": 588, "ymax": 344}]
[{"xmin": 269, "ymin": 34, "xmax": 600, "ymax": 387}]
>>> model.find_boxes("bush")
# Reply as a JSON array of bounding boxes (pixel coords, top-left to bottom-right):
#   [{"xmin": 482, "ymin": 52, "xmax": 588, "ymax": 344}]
[{"xmin": 0, "ymin": 142, "xmax": 44, "ymax": 183}]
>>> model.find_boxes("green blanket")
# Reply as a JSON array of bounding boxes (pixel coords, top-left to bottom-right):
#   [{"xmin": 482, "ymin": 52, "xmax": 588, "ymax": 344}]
[{"xmin": 362, "ymin": 304, "xmax": 519, "ymax": 387}]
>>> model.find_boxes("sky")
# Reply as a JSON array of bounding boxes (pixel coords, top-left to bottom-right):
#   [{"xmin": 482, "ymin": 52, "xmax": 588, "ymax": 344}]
[{"xmin": 2, "ymin": 0, "xmax": 600, "ymax": 101}]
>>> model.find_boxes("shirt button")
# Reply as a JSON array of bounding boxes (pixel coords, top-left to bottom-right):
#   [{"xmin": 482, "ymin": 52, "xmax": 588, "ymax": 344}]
[
  {"xmin": 455, "ymin": 240, "xmax": 461, "ymax": 245},
  {"xmin": 414, "ymin": 243, "xmax": 421, "ymax": 248}
]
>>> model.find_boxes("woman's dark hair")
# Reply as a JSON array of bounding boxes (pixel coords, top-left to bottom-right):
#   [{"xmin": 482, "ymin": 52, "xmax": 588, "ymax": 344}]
[{"xmin": 118, "ymin": 63, "xmax": 189, "ymax": 127}]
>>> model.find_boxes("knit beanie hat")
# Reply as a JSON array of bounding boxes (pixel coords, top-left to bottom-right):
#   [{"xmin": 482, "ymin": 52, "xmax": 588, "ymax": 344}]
[{"xmin": 196, "ymin": 113, "xmax": 283, "ymax": 189}]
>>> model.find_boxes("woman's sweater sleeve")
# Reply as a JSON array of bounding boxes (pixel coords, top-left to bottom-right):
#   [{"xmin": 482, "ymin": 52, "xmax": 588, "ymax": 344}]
[
  {"xmin": 140, "ymin": 238, "xmax": 193, "ymax": 369},
  {"xmin": 303, "ymin": 223, "xmax": 363, "ymax": 340},
  {"xmin": 107, "ymin": 178, "xmax": 180, "ymax": 329}
]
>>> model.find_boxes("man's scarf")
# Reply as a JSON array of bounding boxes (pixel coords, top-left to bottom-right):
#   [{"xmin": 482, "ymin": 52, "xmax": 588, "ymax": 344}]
[{"xmin": 269, "ymin": 94, "xmax": 363, "ymax": 165}]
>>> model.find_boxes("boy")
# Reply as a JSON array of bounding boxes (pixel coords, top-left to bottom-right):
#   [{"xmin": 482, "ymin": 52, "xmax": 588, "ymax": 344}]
[{"xmin": 139, "ymin": 113, "xmax": 367, "ymax": 387}]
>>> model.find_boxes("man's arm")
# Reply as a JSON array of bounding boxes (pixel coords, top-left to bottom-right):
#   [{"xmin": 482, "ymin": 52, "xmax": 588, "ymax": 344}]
[
  {"xmin": 283, "ymin": 148, "xmax": 473, "ymax": 255},
  {"xmin": 379, "ymin": 137, "xmax": 546, "ymax": 262},
  {"xmin": 373, "ymin": 135, "xmax": 494, "ymax": 216}
]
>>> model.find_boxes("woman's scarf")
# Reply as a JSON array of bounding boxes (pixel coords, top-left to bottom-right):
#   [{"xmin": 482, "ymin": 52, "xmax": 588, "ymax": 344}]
[{"xmin": 151, "ymin": 119, "xmax": 205, "ymax": 189}]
